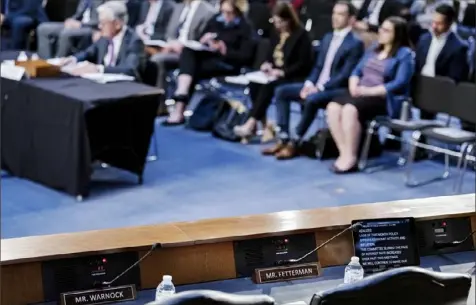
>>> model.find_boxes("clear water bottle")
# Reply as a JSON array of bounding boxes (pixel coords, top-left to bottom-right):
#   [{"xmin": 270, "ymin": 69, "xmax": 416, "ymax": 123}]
[
  {"xmin": 343, "ymin": 256, "xmax": 364, "ymax": 284},
  {"xmin": 155, "ymin": 275, "xmax": 175, "ymax": 301}
]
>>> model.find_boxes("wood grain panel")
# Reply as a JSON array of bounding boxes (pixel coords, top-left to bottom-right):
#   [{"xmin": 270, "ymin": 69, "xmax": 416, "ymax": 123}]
[
  {"xmin": 139, "ymin": 242, "xmax": 236, "ymax": 289},
  {"xmin": 316, "ymin": 230, "xmax": 354, "ymax": 267},
  {"xmin": 1, "ymin": 262, "xmax": 44, "ymax": 305},
  {"xmin": 2, "ymin": 194, "xmax": 474, "ymax": 265}
]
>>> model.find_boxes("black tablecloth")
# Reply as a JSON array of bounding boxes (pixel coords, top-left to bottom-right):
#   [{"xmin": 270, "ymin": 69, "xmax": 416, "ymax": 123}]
[{"xmin": 1, "ymin": 77, "xmax": 161, "ymax": 197}]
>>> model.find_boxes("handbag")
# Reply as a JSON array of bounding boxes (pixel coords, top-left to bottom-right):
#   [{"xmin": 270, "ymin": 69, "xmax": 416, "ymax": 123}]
[
  {"xmin": 212, "ymin": 99, "xmax": 249, "ymax": 142},
  {"xmin": 186, "ymin": 91, "xmax": 224, "ymax": 131}
]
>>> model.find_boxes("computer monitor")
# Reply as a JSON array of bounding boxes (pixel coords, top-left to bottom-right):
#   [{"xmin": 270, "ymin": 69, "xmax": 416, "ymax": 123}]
[{"xmin": 352, "ymin": 217, "xmax": 420, "ymax": 274}]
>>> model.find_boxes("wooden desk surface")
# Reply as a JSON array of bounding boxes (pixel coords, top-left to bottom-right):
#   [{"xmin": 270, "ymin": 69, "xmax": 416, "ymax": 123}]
[{"xmin": 2, "ymin": 194, "xmax": 474, "ymax": 265}]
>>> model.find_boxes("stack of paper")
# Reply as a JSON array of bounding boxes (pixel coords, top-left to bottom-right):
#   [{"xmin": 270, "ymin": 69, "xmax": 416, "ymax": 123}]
[
  {"xmin": 183, "ymin": 40, "xmax": 212, "ymax": 51},
  {"xmin": 224, "ymin": 75, "xmax": 250, "ymax": 85},
  {"xmin": 144, "ymin": 40, "xmax": 167, "ymax": 47},
  {"xmin": 244, "ymin": 71, "xmax": 277, "ymax": 84},
  {"xmin": 80, "ymin": 73, "xmax": 135, "ymax": 84}
]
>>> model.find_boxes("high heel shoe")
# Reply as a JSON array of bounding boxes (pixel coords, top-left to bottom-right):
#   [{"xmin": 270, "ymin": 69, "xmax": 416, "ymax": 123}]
[
  {"xmin": 233, "ymin": 125, "xmax": 256, "ymax": 144},
  {"xmin": 261, "ymin": 122, "xmax": 276, "ymax": 143}
]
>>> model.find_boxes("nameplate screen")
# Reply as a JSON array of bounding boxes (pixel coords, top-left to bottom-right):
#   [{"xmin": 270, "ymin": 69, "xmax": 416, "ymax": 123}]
[
  {"xmin": 60, "ymin": 284, "xmax": 136, "ymax": 305},
  {"xmin": 352, "ymin": 217, "xmax": 420, "ymax": 274}
]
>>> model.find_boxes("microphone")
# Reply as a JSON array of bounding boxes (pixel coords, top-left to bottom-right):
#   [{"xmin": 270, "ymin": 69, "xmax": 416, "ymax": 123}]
[
  {"xmin": 101, "ymin": 243, "xmax": 161, "ymax": 287},
  {"xmin": 433, "ymin": 230, "xmax": 476, "ymax": 250},
  {"xmin": 275, "ymin": 222, "xmax": 362, "ymax": 266}
]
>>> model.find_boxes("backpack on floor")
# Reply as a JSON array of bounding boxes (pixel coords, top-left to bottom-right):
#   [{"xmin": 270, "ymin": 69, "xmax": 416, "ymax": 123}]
[
  {"xmin": 186, "ymin": 91, "xmax": 224, "ymax": 131},
  {"xmin": 212, "ymin": 98, "xmax": 249, "ymax": 142}
]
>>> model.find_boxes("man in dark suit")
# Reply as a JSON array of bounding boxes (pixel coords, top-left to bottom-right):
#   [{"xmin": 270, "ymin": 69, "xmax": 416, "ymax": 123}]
[
  {"xmin": 61, "ymin": 1, "xmax": 144, "ymax": 78},
  {"xmin": 416, "ymin": 4, "xmax": 468, "ymax": 83},
  {"xmin": 1, "ymin": 0, "xmax": 48, "ymax": 49},
  {"xmin": 134, "ymin": 0, "xmax": 175, "ymax": 41},
  {"xmin": 37, "ymin": 0, "xmax": 109, "ymax": 58},
  {"xmin": 262, "ymin": 1, "xmax": 364, "ymax": 160},
  {"xmin": 416, "ymin": 4, "xmax": 472, "ymax": 136}
]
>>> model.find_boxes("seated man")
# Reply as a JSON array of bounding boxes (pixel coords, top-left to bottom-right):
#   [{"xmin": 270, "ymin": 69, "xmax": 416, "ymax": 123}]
[
  {"xmin": 416, "ymin": 4, "xmax": 468, "ymax": 129},
  {"xmin": 61, "ymin": 0, "xmax": 144, "ymax": 78},
  {"xmin": 262, "ymin": 1, "xmax": 364, "ymax": 160},
  {"xmin": 135, "ymin": 0, "xmax": 175, "ymax": 41},
  {"xmin": 1, "ymin": 0, "xmax": 48, "ymax": 49},
  {"xmin": 148, "ymin": 0, "xmax": 216, "ymax": 89},
  {"xmin": 37, "ymin": 0, "xmax": 108, "ymax": 58}
]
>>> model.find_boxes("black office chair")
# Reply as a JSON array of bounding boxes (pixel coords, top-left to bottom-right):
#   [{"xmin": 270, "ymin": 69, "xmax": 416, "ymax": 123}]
[
  {"xmin": 310, "ymin": 266, "xmax": 472, "ymax": 305},
  {"xmin": 146, "ymin": 290, "xmax": 275, "ymax": 305},
  {"xmin": 359, "ymin": 75, "xmax": 454, "ymax": 173}
]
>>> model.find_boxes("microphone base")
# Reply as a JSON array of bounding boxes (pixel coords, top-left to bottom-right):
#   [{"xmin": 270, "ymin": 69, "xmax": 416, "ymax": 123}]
[
  {"xmin": 252, "ymin": 262, "xmax": 321, "ymax": 284},
  {"xmin": 60, "ymin": 284, "xmax": 137, "ymax": 305}
]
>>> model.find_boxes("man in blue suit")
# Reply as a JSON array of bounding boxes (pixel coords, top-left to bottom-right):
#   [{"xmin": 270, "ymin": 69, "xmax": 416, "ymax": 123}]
[
  {"xmin": 1, "ymin": 0, "xmax": 47, "ymax": 49},
  {"xmin": 262, "ymin": 1, "xmax": 364, "ymax": 160},
  {"xmin": 61, "ymin": 1, "xmax": 144, "ymax": 78}
]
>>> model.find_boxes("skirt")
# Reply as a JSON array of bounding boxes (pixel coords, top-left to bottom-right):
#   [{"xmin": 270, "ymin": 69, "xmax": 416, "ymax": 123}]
[{"xmin": 334, "ymin": 94, "xmax": 387, "ymax": 125}]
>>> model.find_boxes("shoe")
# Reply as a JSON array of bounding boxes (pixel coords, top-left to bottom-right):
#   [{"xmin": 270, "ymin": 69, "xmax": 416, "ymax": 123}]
[
  {"xmin": 275, "ymin": 142, "xmax": 299, "ymax": 160},
  {"xmin": 261, "ymin": 122, "xmax": 276, "ymax": 143},
  {"xmin": 262, "ymin": 142, "xmax": 286, "ymax": 156},
  {"xmin": 330, "ymin": 163, "xmax": 359, "ymax": 174},
  {"xmin": 234, "ymin": 125, "xmax": 256, "ymax": 144},
  {"xmin": 161, "ymin": 119, "xmax": 184, "ymax": 126}
]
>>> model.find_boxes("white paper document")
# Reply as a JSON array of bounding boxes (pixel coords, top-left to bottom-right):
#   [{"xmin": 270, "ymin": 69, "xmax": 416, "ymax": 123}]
[
  {"xmin": 182, "ymin": 40, "xmax": 212, "ymax": 51},
  {"xmin": 80, "ymin": 73, "xmax": 135, "ymax": 84},
  {"xmin": 1, "ymin": 63, "xmax": 25, "ymax": 81},
  {"xmin": 224, "ymin": 75, "xmax": 250, "ymax": 85},
  {"xmin": 144, "ymin": 39, "xmax": 167, "ymax": 48},
  {"xmin": 244, "ymin": 71, "xmax": 277, "ymax": 84},
  {"xmin": 46, "ymin": 58, "xmax": 63, "ymax": 66}
]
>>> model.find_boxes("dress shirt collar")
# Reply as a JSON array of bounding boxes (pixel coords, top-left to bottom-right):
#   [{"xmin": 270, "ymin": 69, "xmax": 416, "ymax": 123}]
[
  {"xmin": 333, "ymin": 26, "xmax": 351, "ymax": 39},
  {"xmin": 111, "ymin": 26, "xmax": 127, "ymax": 45},
  {"xmin": 431, "ymin": 28, "xmax": 450, "ymax": 41}
]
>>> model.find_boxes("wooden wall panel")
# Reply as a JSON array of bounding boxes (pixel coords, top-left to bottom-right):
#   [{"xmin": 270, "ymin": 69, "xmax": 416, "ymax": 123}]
[
  {"xmin": 316, "ymin": 230, "xmax": 354, "ymax": 267},
  {"xmin": 139, "ymin": 242, "xmax": 236, "ymax": 289},
  {"xmin": 1, "ymin": 262, "xmax": 44, "ymax": 305}
]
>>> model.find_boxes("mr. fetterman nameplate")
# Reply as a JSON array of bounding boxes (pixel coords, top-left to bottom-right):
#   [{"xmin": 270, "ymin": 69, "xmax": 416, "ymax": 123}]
[
  {"xmin": 253, "ymin": 263, "xmax": 321, "ymax": 283},
  {"xmin": 60, "ymin": 284, "xmax": 136, "ymax": 305}
]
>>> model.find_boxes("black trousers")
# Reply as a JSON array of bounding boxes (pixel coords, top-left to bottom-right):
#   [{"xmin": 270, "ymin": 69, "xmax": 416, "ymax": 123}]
[
  {"xmin": 178, "ymin": 47, "xmax": 238, "ymax": 99},
  {"xmin": 248, "ymin": 80, "xmax": 286, "ymax": 121}
]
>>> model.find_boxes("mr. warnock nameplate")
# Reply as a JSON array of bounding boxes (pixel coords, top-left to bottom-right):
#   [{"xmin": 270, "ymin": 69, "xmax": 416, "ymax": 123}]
[
  {"xmin": 60, "ymin": 284, "xmax": 136, "ymax": 305},
  {"xmin": 253, "ymin": 263, "xmax": 321, "ymax": 284}
]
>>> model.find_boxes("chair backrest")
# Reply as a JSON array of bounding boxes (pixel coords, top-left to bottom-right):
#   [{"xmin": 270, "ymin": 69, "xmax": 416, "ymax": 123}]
[
  {"xmin": 450, "ymin": 82, "xmax": 476, "ymax": 125},
  {"xmin": 310, "ymin": 266, "xmax": 472, "ymax": 305},
  {"xmin": 145, "ymin": 290, "xmax": 275, "ymax": 305},
  {"xmin": 412, "ymin": 75, "xmax": 455, "ymax": 117}
]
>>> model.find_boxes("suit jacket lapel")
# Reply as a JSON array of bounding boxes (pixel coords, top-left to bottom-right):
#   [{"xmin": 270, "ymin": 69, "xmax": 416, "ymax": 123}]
[
  {"xmin": 330, "ymin": 32, "xmax": 352, "ymax": 71},
  {"xmin": 166, "ymin": 3, "xmax": 184, "ymax": 40},
  {"xmin": 98, "ymin": 38, "xmax": 109, "ymax": 65},
  {"xmin": 188, "ymin": 2, "xmax": 203, "ymax": 40},
  {"xmin": 115, "ymin": 30, "xmax": 130, "ymax": 65},
  {"xmin": 436, "ymin": 32, "xmax": 454, "ymax": 65},
  {"xmin": 140, "ymin": 1, "xmax": 151, "ymax": 24}
]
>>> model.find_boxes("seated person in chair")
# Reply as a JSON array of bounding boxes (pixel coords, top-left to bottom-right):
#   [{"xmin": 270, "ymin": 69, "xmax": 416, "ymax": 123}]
[
  {"xmin": 262, "ymin": 1, "xmax": 364, "ymax": 160},
  {"xmin": 326, "ymin": 16, "xmax": 414, "ymax": 173},
  {"xmin": 134, "ymin": 0, "xmax": 175, "ymax": 41},
  {"xmin": 60, "ymin": 1, "xmax": 144, "ymax": 78},
  {"xmin": 37, "ymin": 0, "xmax": 108, "ymax": 58},
  {"xmin": 163, "ymin": 0, "xmax": 254, "ymax": 126},
  {"xmin": 1, "ymin": 0, "xmax": 48, "ymax": 50},
  {"xmin": 233, "ymin": 2, "xmax": 314, "ymax": 143}
]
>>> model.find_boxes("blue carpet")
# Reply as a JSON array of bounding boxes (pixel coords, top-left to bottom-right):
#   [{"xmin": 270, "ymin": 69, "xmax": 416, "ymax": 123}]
[{"xmin": 1, "ymin": 117, "xmax": 475, "ymax": 239}]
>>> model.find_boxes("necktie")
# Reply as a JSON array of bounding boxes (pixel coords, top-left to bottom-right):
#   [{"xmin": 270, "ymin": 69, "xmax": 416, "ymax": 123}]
[
  {"xmin": 108, "ymin": 40, "xmax": 115, "ymax": 66},
  {"xmin": 316, "ymin": 34, "xmax": 341, "ymax": 87}
]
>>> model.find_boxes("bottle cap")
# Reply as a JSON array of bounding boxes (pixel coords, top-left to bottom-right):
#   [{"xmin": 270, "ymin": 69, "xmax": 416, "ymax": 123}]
[
  {"xmin": 351, "ymin": 256, "xmax": 360, "ymax": 263},
  {"xmin": 163, "ymin": 275, "xmax": 172, "ymax": 282}
]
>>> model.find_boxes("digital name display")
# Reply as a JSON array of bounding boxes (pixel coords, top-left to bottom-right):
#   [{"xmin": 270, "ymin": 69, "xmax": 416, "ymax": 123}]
[{"xmin": 352, "ymin": 218, "xmax": 420, "ymax": 274}]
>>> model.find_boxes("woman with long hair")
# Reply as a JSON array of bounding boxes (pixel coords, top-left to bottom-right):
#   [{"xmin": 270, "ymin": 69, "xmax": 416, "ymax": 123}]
[
  {"xmin": 326, "ymin": 16, "xmax": 415, "ymax": 173},
  {"xmin": 233, "ymin": 2, "xmax": 313, "ymax": 142}
]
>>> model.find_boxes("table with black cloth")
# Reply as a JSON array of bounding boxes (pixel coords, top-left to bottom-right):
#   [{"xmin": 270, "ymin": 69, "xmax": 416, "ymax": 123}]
[{"xmin": 1, "ymin": 76, "xmax": 161, "ymax": 199}]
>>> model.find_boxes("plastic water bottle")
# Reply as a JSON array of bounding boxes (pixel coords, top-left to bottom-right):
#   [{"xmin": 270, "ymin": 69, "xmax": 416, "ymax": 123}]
[
  {"xmin": 155, "ymin": 275, "xmax": 175, "ymax": 301},
  {"xmin": 343, "ymin": 256, "xmax": 364, "ymax": 284}
]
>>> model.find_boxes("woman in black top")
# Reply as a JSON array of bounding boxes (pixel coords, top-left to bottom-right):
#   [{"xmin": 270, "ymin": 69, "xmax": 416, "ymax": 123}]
[
  {"xmin": 233, "ymin": 2, "xmax": 313, "ymax": 141},
  {"xmin": 163, "ymin": 0, "xmax": 254, "ymax": 125}
]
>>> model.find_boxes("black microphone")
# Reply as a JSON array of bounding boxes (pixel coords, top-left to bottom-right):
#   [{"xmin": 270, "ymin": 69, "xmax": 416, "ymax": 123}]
[
  {"xmin": 433, "ymin": 230, "xmax": 476, "ymax": 250},
  {"xmin": 102, "ymin": 243, "xmax": 161, "ymax": 287},
  {"xmin": 275, "ymin": 222, "xmax": 362, "ymax": 266}
]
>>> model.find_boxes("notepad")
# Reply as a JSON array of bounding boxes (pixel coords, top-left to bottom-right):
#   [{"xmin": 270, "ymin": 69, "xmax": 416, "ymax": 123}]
[
  {"xmin": 80, "ymin": 73, "xmax": 135, "ymax": 84},
  {"xmin": 244, "ymin": 71, "xmax": 277, "ymax": 84},
  {"xmin": 144, "ymin": 39, "xmax": 167, "ymax": 48},
  {"xmin": 182, "ymin": 40, "xmax": 212, "ymax": 51}
]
